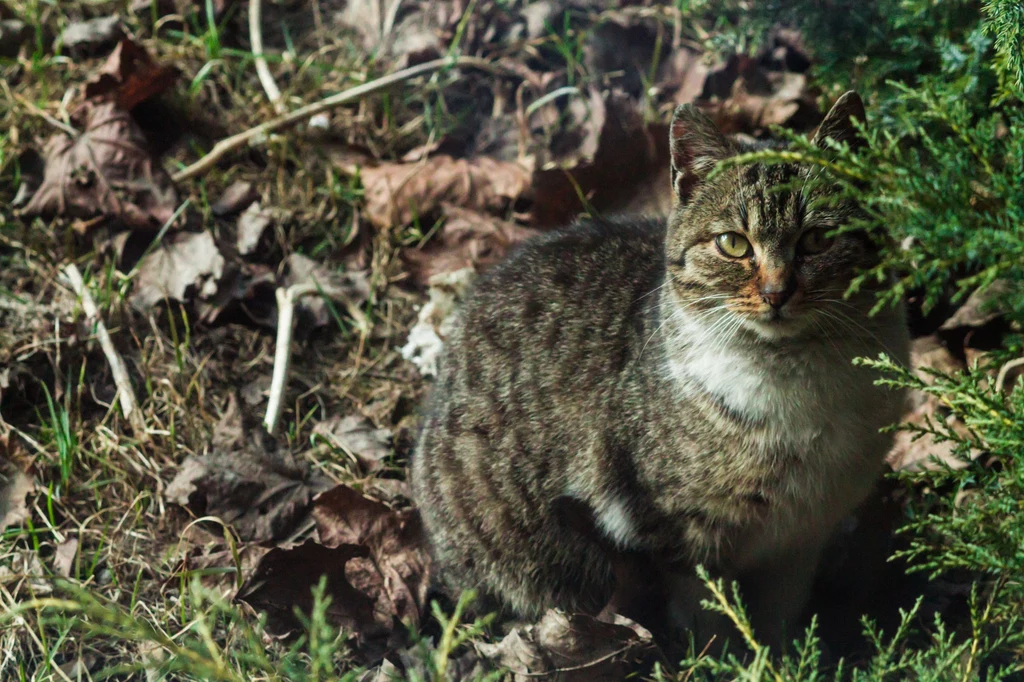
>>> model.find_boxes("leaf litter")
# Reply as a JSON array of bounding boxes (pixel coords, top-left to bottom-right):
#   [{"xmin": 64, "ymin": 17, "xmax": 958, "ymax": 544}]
[{"xmin": 21, "ymin": 100, "xmax": 180, "ymax": 231}]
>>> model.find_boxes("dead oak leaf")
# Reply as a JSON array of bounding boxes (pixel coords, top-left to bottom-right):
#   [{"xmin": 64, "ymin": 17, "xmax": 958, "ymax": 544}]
[
  {"xmin": 475, "ymin": 610, "xmax": 659, "ymax": 682},
  {"xmin": 21, "ymin": 100, "xmax": 179, "ymax": 230},
  {"xmin": 358, "ymin": 155, "xmax": 531, "ymax": 230},
  {"xmin": 0, "ymin": 464, "xmax": 35, "ymax": 533},
  {"xmin": 60, "ymin": 15, "xmax": 123, "ymax": 55},
  {"xmin": 166, "ymin": 394, "xmax": 331, "ymax": 543},
  {"xmin": 130, "ymin": 230, "xmax": 225, "ymax": 310},
  {"xmin": 312, "ymin": 485, "xmax": 431, "ymax": 633},
  {"xmin": 531, "ymin": 92, "xmax": 664, "ymax": 227},
  {"xmin": 84, "ymin": 38, "xmax": 180, "ymax": 111},
  {"xmin": 211, "ymin": 180, "xmax": 258, "ymax": 216},
  {"xmin": 313, "ymin": 415, "xmax": 392, "ymax": 473},
  {"xmin": 236, "ymin": 540, "xmax": 381, "ymax": 638},
  {"xmin": 53, "ymin": 537, "xmax": 79, "ymax": 578},
  {"xmin": 284, "ymin": 253, "xmax": 370, "ymax": 330},
  {"xmin": 402, "ymin": 204, "xmax": 540, "ymax": 287}
]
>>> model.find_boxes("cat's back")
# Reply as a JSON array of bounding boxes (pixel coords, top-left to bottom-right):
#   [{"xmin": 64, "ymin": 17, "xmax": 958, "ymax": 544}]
[{"xmin": 444, "ymin": 216, "xmax": 666, "ymax": 389}]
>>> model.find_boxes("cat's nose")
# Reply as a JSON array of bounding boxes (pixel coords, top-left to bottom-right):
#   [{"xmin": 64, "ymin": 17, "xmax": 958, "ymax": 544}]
[{"xmin": 760, "ymin": 282, "xmax": 795, "ymax": 309}]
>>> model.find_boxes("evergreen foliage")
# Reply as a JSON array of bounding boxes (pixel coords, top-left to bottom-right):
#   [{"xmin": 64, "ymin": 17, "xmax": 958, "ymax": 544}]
[{"xmin": 670, "ymin": 0, "xmax": 1024, "ymax": 678}]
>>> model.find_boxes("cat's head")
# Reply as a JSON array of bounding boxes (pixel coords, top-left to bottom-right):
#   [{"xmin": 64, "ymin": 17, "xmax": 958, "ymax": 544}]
[{"xmin": 665, "ymin": 92, "xmax": 876, "ymax": 341}]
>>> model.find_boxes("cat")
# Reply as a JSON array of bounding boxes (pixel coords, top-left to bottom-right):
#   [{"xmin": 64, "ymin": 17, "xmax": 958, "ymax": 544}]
[{"xmin": 411, "ymin": 92, "xmax": 909, "ymax": 650}]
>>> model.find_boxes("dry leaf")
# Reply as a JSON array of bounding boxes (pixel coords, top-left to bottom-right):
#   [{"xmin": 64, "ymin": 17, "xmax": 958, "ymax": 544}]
[
  {"xmin": 313, "ymin": 485, "xmax": 431, "ymax": 633},
  {"xmin": 236, "ymin": 202, "xmax": 275, "ymax": 256},
  {"xmin": 940, "ymin": 280, "xmax": 1010, "ymax": 330},
  {"xmin": 313, "ymin": 415, "xmax": 393, "ymax": 472},
  {"xmin": 53, "ymin": 537, "xmax": 79, "ymax": 578},
  {"xmin": 236, "ymin": 540, "xmax": 381, "ymax": 637},
  {"xmin": 532, "ymin": 93, "xmax": 664, "ymax": 227},
  {"xmin": 284, "ymin": 253, "xmax": 370, "ymax": 329},
  {"xmin": 21, "ymin": 100, "xmax": 179, "ymax": 230},
  {"xmin": 236, "ymin": 485, "xmax": 430, "ymax": 643},
  {"xmin": 165, "ymin": 395, "xmax": 330, "ymax": 542},
  {"xmin": 84, "ymin": 38, "xmax": 180, "ymax": 110},
  {"xmin": 402, "ymin": 204, "xmax": 540, "ymax": 286},
  {"xmin": 401, "ymin": 268, "xmax": 476, "ymax": 377},
  {"xmin": 131, "ymin": 230, "xmax": 225, "ymax": 310},
  {"xmin": 0, "ymin": 17, "xmax": 30, "ymax": 57},
  {"xmin": 887, "ymin": 337, "xmax": 981, "ymax": 471},
  {"xmin": 0, "ymin": 465, "xmax": 35, "ymax": 532},
  {"xmin": 211, "ymin": 180, "xmax": 258, "ymax": 216},
  {"xmin": 60, "ymin": 15, "xmax": 122, "ymax": 54},
  {"xmin": 706, "ymin": 61, "xmax": 818, "ymax": 134},
  {"xmin": 475, "ymin": 610, "xmax": 659, "ymax": 682},
  {"xmin": 359, "ymin": 155, "xmax": 531, "ymax": 230}
]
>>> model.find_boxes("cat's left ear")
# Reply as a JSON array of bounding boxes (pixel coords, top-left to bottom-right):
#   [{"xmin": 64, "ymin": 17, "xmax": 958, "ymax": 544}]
[
  {"xmin": 670, "ymin": 104, "xmax": 732, "ymax": 205},
  {"xmin": 812, "ymin": 91, "xmax": 866, "ymax": 150}
]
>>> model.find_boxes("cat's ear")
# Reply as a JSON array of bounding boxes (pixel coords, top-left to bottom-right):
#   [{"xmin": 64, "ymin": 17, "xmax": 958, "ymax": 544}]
[
  {"xmin": 670, "ymin": 104, "xmax": 732, "ymax": 205},
  {"xmin": 812, "ymin": 91, "xmax": 866, "ymax": 150}
]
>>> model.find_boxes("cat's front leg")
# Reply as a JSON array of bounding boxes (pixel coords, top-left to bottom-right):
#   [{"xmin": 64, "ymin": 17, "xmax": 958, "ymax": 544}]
[
  {"xmin": 664, "ymin": 570, "xmax": 736, "ymax": 658},
  {"xmin": 736, "ymin": 540, "xmax": 824, "ymax": 652}
]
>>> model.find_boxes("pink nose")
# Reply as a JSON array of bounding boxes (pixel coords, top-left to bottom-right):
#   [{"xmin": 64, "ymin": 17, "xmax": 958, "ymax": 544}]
[{"xmin": 760, "ymin": 284, "xmax": 794, "ymax": 309}]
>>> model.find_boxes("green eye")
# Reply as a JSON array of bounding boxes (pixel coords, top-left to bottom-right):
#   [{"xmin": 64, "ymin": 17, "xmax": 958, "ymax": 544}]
[
  {"xmin": 715, "ymin": 232, "xmax": 752, "ymax": 258},
  {"xmin": 799, "ymin": 228, "xmax": 834, "ymax": 255}
]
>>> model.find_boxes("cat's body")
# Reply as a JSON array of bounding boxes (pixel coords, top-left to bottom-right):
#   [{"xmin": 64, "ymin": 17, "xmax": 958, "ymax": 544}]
[{"xmin": 412, "ymin": 93, "xmax": 909, "ymax": 647}]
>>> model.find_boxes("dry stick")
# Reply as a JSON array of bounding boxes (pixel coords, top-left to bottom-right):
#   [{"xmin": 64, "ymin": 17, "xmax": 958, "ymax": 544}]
[
  {"xmin": 60, "ymin": 265, "xmax": 147, "ymax": 437},
  {"xmin": 996, "ymin": 357, "xmax": 1024, "ymax": 394},
  {"xmin": 172, "ymin": 56, "xmax": 506, "ymax": 183},
  {"xmin": 249, "ymin": 0, "xmax": 285, "ymax": 113}
]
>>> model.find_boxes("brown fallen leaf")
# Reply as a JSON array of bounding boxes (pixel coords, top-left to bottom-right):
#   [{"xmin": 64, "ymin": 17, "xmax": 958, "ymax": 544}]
[
  {"xmin": 211, "ymin": 180, "xmax": 258, "ymax": 216},
  {"xmin": 940, "ymin": 280, "xmax": 1010, "ymax": 331},
  {"xmin": 284, "ymin": 253, "xmax": 371, "ymax": 330},
  {"xmin": 475, "ymin": 610, "xmax": 660, "ymax": 682},
  {"xmin": 130, "ymin": 230, "xmax": 225, "ymax": 310},
  {"xmin": 60, "ymin": 15, "xmax": 122, "ymax": 54},
  {"xmin": 0, "ymin": 461, "xmax": 35, "ymax": 533},
  {"xmin": 236, "ymin": 540, "xmax": 382, "ymax": 638},
  {"xmin": 359, "ymin": 155, "xmax": 531, "ymax": 230},
  {"xmin": 196, "ymin": 262, "xmax": 277, "ymax": 327},
  {"xmin": 659, "ymin": 47, "xmax": 711, "ymax": 106},
  {"xmin": 236, "ymin": 202, "xmax": 277, "ymax": 256},
  {"xmin": 707, "ymin": 61, "xmax": 818, "ymax": 134},
  {"xmin": 0, "ymin": 17, "xmax": 31, "ymax": 58},
  {"xmin": 84, "ymin": 38, "xmax": 180, "ymax": 111},
  {"xmin": 313, "ymin": 415, "xmax": 393, "ymax": 472},
  {"xmin": 165, "ymin": 394, "xmax": 331, "ymax": 543},
  {"xmin": 313, "ymin": 485, "xmax": 431, "ymax": 633},
  {"xmin": 402, "ymin": 204, "xmax": 540, "ymax": 287},
  {"xmin": 21, "ymin": 100, "xmax": 179, "ymax": 230},
  {"xmin": 887, "ymin": 336, "xmax": 981, "ymax": 471},
  {"xmin": 532, "ymin": 93, "xmax": 664, "ymax": 227},
  {"xmin": 53, "ymin": 537, "xmax": 79, "ymax": 578}
]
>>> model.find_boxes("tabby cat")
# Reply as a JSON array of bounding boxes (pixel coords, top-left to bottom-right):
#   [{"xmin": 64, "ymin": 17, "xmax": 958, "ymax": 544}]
[{"xmin": 411, "ymin": 92, "xmax": 909, "ymax": 649}]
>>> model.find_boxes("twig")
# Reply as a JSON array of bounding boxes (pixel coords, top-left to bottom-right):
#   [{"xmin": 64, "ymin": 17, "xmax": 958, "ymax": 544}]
[
  {"xmin": 264, "ymin": 283, "xmax": 368, "ymax": 435},
  {"xmin": 996, "ymin": 357, "xmax": 1024, "ymax": 394},
  {"xmin": 60, "ymin": 265, "xmax": 146, "ymax": 438},
  {"xmin": 13, "ymin": 93, "xmax": 80, "ymax": 137},
  {"xmin": 171, "ymin": 55, "xmax": 509, "ymax": 182},
  {"xmin": 249, "ymin": 0, "xmax": 285, "ymax": 113}
]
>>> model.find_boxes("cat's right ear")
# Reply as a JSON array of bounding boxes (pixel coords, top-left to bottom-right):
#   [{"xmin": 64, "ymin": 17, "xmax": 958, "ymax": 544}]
[{"xmin": 670, "ymin": 105, "xmax": 732, "ymax": 205}]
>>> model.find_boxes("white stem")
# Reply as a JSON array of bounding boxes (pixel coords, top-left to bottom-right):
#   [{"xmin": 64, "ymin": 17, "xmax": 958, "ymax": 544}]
[
  {"xmin": 60, "ymin": 265, "xmax": 146, "ymax": 437},
  {"xmin": 249, "ymin": 0, "xmax": 285, "ymax": 113},
  {"xmin": 264, "ymin": 283, "xmax": 323, "ymax": 435}
]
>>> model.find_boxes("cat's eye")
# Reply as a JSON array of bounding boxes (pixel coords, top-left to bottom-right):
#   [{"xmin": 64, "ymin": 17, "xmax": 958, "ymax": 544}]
[
  {"xmin": 715, "ymin": 232, "xmax": 752, "ymax": 259},
  {"xmin": 798, "ymin": 228, "xmax": 834, "ymax": 255}
]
